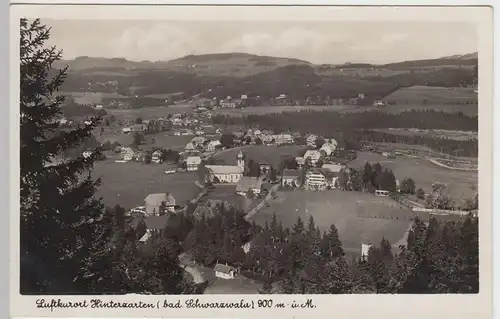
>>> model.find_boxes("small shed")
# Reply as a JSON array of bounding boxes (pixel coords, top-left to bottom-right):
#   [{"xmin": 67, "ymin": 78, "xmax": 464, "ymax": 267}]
[{"xmin": 214, "ymin": 263, "xmax": 237, "ymax": 280}]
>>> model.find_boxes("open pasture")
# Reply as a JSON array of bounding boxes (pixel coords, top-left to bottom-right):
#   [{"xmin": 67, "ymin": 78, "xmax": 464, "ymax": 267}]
[
  {"xmin": 348, "ymin": 151, "xmax": 477, "ymax": 200},
  {"xmin": 212, "ymin": 145, "xmax": 307, "ymax": 169},
  {"xmin": 93, "ymin": 161, "xmax": 200, "ymax": 209},
  {"xmin": 249, "ymin": 190, "xmax": 412, "ymax": 250},
  {"xmin": 107, "ymin": 105, "xmax": 195, "ymax": 122},
  {"xmin": 204, "ymin": 276, "xmax": 261, "ymax": 294},
  {"xmin": 383, "ymin": 85, "xmax": 477, "ymax": 106},
  {"xmin": 57, "ymin": 91, "xmax": 128, "ymax": 105},
  {"xmin": 97, "ymin": 128, "xmax": 193, "ymax": 151}
]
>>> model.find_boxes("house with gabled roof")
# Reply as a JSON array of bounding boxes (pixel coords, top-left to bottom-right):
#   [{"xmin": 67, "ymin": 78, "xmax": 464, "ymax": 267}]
[{"xmin": 144, "ymin": 193, "xmax": 176, "ymax": 215}]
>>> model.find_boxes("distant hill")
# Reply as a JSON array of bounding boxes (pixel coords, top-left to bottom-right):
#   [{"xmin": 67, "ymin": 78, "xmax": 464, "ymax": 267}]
[
  {"xmin": 53, "ymin": 52, "xmax": 312, "ymax": 77},
  {"xmin": 53, "ymin": 51, "xmax": 478, "ymax": 104},
  {"xmin": 440, "ymin": 52, "xmax": 478, "ymax": 60}
]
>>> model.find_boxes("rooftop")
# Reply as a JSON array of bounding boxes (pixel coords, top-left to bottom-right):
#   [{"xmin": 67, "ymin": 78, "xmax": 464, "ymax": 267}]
[
  {"xmin": 145, "ymin": 193, "xmax": 176, "ymax": 206},
  {"xmin": 206, "ymin": 165, "xmax": 244, "ymax": 175},
  {"xmin": 214, "ymin": 263, "xmax": 234, "ymax": 274},
  {"xmin": 236, "ymin": 177, "xmax": 263, "ymax": 193}
]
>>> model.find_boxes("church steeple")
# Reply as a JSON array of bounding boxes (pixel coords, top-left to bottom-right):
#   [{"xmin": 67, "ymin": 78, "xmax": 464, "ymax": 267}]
[{"xmin": 237, "ymin": 150, "xmax": 245, "ymax": 170}]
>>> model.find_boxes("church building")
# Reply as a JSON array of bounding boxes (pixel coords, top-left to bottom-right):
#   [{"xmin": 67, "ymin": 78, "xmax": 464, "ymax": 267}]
[{"xmin": 205, "ymin": 150, "xmax": 245, "ymax": 184}]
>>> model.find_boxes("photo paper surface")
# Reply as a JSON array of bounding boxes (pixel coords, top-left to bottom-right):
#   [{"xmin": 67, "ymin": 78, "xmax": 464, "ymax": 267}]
[{"xmin": 9, "ymin": 4, "xmax": 494, "ymax": 319}]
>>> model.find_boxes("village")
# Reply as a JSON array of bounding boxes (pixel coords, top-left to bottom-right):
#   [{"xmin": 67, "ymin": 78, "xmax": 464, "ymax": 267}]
[{"xmin": 64, "ymin": 103, "xmax": 476, "ymax": 293}]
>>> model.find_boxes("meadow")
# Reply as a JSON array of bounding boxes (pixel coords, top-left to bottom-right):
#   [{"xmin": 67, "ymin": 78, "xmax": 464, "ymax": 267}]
[
  {"xmin": 383, "ymin": 86, "xmax": 477, "ymax": 105},
  {"xmin": 97, "ymin": 128, "xmax": 193, "ymax": 151},
  {"xmin": 93, "ymin": 161, "xmax": 200, "ymax": 210},
  {"xmin": 348, "ymin": 151, "xmax": 478, "ymax": 200},
  {"xmin": 249, "ymin": 190, "xmax": 412, "ymax": 252},
  {"xmin": 57, "ymin": 91, "xmax": 128, "ymax": 104}
]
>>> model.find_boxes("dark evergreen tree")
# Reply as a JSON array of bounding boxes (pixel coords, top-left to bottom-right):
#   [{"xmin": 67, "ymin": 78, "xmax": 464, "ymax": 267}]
[{"xmin": 20, "ymin": 18, "xmax": 105, "ymax": 294}]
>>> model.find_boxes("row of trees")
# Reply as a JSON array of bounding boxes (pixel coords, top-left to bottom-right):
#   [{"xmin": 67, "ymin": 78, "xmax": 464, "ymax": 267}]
[{"xmin": 211, "ymin": 111, "xmax": 478, "ymax": 157}]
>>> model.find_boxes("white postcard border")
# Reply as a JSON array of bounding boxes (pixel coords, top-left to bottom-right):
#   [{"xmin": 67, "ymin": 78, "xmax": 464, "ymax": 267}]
[{"xmin": 8, "ymin": 4, "xmax": 495, "ymax": 319}]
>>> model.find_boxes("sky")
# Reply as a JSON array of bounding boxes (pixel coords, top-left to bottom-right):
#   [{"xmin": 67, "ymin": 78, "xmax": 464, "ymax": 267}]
[{"xmin": 45, "ymin": 20, "xmax": 478, "ymax": 65}]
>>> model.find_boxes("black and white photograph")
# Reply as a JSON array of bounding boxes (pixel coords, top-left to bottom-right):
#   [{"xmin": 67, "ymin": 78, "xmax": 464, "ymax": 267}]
[{"xmin": 10, "ymin": 4, "xmax": 494, "ymax": 318}]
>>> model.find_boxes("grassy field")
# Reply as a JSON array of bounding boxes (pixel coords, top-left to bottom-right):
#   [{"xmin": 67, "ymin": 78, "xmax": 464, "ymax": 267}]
[
  {"xmin": 93, "ymin": 161, "xmax": 200, "ymax": 209},
  {"xmin": 248, "ymin": 190, "xmax": 412, "ymax": 251},
  {"xmin": 97, "ymin": 128, "xmax": 193, "ymax": 151},
  {"xmin": 57, "ymin": 91, "xmax": 128, "ymax": 104},
  {"xmin": 384, "ymin": 86, "xmax": 478, "ymax": 103},
  {"xmin": 212, "ymin": 145, "xmax": 307, "ymax": 169},
  {"xmin": 348, "ymin": 151, "xmax": 477, "ymax": 200},
  {"xmin": 204, "ymin": 276, "xmax": 261, "ymax": 294},
  {"xmin": 107, "ymin": 105, "xmax": 195, "ymax": 122}
]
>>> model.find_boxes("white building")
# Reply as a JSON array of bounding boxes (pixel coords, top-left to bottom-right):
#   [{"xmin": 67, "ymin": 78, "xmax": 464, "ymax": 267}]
[
  {"xmin": 205, "ymin": 151, "xmax": 245, "ymax": 183},
  {"xmin": 151, "ymin": 150, "xmax": 163, "ymax": 164},
  {"xmin": 206, "ymin": 140, "xmax": 221, "ymax": 152},
  {"xmin": 272, "ymin": 133, "xmax": 293, "ymax": 145},
  {"xmin": 361, "ymin": 243, "xmax": 373, "ymax": 261},
  {"xmin": 306, "ymin": 134, "xmax": 318, "ymax": 147},
  {"xmin": 185, "ymin": 142, "xmax": 196, "ymax": 152},
  {"xmin": 305, "ymin": 168, "xmax": 340, "ymax": 190},
  {"xmin": 214, "ymin": 263, "xmax": 236, "ymax": 280},
  {"xmin": 320, "ymin": 142, "xmax": 337, "ymax": 156},
  {"xmin": 121, "ymin": 147, "xmax": 136, "ymax": 162},
  {"xmin": 186, "ymin": 156, "xmax": 202, "ymax": 171},
  {"xmin": 303, "ymin": 150, "xmax": 322, "ymax": 166}
]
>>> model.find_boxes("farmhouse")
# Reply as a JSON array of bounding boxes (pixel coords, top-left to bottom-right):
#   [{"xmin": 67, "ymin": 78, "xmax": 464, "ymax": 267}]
[
  {"xmin": 185, "ymin": 142, "xmax": 196, "ymax": 152},
  {"xmin": 295, "ymin": 156, "xmax": 305, "ymax": 168},
  {"xmin": 259, "ymin": 162, "xmax": 272, "ymax": 175},
  {"xmin": 186, "ymin": 156, "xmax": 202, "ymax": 171},
  {"xmin": 305, "ymin": 168, "xmax": 340, "ymax": 190},
  {"xmin": 151, "ymin": 150, "xmax": 163, "ymax": 164},
  {"xmin": 144, "ymin": 193, "xmax": 176, "ymax": 215},
  {"xmin": 306, "ymin": 134, "xmax": 318, "ymax": 147},
  {"xmin": 282, "ymin": 169, "xmax": 301, "ymax": 188},
  {"xmin": 236, "ymin": 177, "xmax": 263, "ymax": 197},
  {"xmin": 303, "ymin": 150, "xmax": 322, "ymax": 166},
  {"xmin": 206, "ymin": 140, "xmax": 221, "ymax": 152},
  {"xmin": 214, "ymin": 263, "xmax": 237, "ymax": 280},
  {"xmin": 191, "ymin": 136, "xmax": 206, "ymax": 146},
  {"xmin": 272, "ymin": 133, "xmax": 293, "ymax": 145},
  {"xmin": 121, "ymin": 147, "xmax": 136, "ymax": 162},
  {"xmin": 320, "ymin": 142, "xmax": 337, "ymax": 156},
  {"xmin": 220, "ymin": 98, "xmax": 236, "ymax": 108}
]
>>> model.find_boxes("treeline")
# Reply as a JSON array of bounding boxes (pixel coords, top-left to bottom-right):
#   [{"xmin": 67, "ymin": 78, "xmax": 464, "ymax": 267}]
[
  {"xmin": 182, "ymin": 204, "xmax": 479, "ymax": 294},
  {"xmin": 212, "ymin": 110, "xmax": 478, "ymax": 132},
  {"xmin": 367, "ymin": 67, "xmax": 477, "ymax": 88},
  {"xmin": 60, "ymin": 97, "xmax": 106, "ymax": 118},
  {"xmin": 355, "ymin": 129, "xmax": 478, "ymax": 157},
  {"xmin": 79, "ymin": 205, "xmax": 198, "ymax": 294},
  {"xmin": 211, "ymin": 110, "xmax": 478, "ymax": 157}
]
